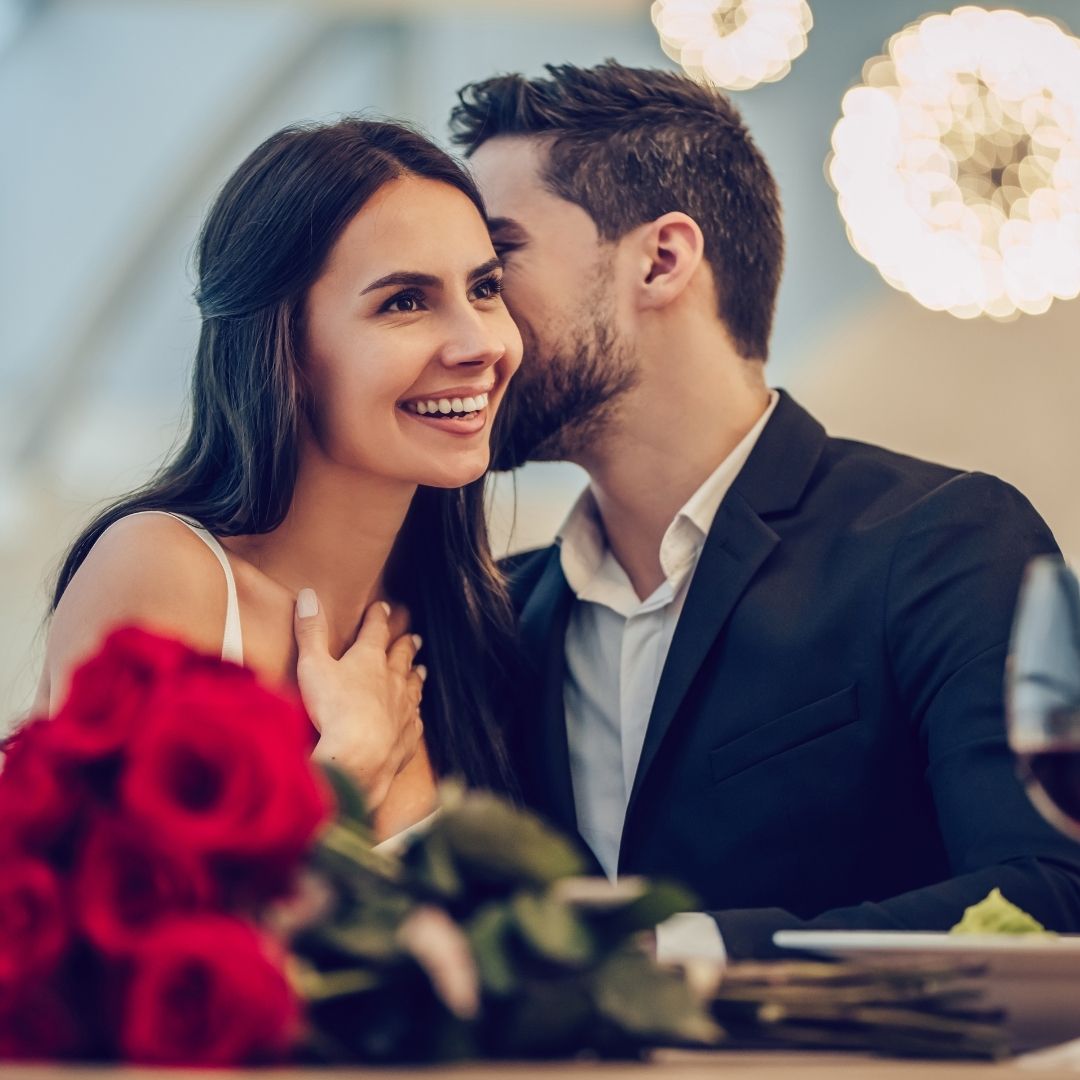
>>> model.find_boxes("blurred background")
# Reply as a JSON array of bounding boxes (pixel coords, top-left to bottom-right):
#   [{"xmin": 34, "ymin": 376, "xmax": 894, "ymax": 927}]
[{"xmin": 2, "ymin": 0, "xmax": 1079, "ymax": 722}]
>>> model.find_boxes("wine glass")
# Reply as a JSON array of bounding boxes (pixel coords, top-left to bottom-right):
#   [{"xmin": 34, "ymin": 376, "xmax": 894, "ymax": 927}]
[{"xmin": 1006, "ymin": 556, "xmax": 1080, "ymax": 841}]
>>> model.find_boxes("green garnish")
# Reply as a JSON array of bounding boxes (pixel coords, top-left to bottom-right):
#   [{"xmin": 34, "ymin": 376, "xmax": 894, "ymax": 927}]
[{"xmin": 950, "ymin": 887, "xmax": 1053, "ymax": 935}]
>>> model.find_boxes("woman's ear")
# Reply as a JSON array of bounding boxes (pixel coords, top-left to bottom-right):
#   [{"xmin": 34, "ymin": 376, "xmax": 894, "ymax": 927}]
[{"xmin": 634, "ymin": 212, "xmax": 706, "ymax": 311}]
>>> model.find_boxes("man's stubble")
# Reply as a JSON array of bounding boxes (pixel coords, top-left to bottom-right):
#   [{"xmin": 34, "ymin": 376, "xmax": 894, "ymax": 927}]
[{"xmin": 492, "ymin": 278, "xmax": 639, "ymax": 472}]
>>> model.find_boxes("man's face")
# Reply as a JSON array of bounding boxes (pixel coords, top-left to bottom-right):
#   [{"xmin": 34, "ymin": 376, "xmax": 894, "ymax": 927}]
[{"xmin": 468, "ymin": 136, "xmax": 638, "ymax": 470}]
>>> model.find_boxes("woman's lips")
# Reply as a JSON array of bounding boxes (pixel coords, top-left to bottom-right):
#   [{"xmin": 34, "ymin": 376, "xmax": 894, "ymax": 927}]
[
  {"xmin": 399, "ymin": 405, "xmax": 488, "ymax": 436},
  {"xmin": 397, "ymin": 385, "xmax": 496, "ymax": 438}
]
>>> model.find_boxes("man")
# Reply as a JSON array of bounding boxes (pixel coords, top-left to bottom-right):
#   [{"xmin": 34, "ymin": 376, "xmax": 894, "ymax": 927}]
[{"xmin": 448, "ymin": 61, "xmax": 1080, "ymax": 960}]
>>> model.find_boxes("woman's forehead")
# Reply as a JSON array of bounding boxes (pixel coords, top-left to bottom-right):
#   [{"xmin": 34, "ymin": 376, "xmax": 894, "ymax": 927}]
[{"xmin": 322, "ymin": 175, "xmax": 492, "ymax": 282}]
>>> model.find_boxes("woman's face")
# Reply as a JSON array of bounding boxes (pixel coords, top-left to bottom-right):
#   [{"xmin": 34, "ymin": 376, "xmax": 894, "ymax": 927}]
[{"xmin": 302, "ymin": 174, "xmax": 522, "ymax": 490}]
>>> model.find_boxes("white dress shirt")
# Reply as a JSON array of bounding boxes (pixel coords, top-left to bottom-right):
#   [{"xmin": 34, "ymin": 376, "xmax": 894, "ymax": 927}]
[{"xmin": 557, "ymin": 391, "xmax": 779, "ymax": 962}]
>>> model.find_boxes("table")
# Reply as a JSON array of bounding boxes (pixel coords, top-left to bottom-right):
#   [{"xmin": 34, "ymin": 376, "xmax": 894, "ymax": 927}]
[{"xmin": 4, "ymin": 1049, "xmax": 1078, "ymax": 1079}]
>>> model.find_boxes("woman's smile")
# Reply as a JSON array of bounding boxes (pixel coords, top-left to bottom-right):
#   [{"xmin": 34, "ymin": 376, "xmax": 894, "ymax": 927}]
[{"xmin": 397, "ymin": 382, "xmax": 497, "ymax": 438}]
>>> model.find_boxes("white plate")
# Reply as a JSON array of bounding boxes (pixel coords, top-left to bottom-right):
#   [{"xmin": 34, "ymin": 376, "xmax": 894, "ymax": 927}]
[{"xmin": 773, "ymin": 930, "xmax": 1080, "ymax": 1050}]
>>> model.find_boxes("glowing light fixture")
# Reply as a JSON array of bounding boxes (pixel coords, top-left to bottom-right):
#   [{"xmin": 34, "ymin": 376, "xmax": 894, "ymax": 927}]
[
  {"xmin": 651, "ymin": 0, "xmax": 813, "ymax": 91},
  {"xmin": 828, "ymin": 6, "xmax": 1080, "ymax": 319}
]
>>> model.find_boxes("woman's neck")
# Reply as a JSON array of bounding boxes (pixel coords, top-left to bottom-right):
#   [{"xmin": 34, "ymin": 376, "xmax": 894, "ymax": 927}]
[{"xmin": 226, "ymin": 453, "xmax": 417, "ymax": 655}]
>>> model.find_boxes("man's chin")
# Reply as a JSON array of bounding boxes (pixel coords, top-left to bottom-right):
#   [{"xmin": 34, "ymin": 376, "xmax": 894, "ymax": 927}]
[{"xmin": 491, "ymin": 327, "xmax": 634, "ymax": 470}]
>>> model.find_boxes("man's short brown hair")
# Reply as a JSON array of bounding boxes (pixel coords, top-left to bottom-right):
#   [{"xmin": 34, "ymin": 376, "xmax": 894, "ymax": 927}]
[{"xmin": 450, "ymin": 60, "xmax": 784, "ymax": 360}]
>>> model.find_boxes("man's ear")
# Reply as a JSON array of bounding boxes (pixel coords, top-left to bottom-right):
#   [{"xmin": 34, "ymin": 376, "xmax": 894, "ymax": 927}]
[{"xmin": 634, "ymin": 212, "xmax": 705, "ymax": 311}]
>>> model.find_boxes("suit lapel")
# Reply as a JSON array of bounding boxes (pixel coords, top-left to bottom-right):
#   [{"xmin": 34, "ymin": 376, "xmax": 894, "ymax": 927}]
[
  {"xmin": 625, "ymin": 493, "xmax": 778, "ymax": 818},
  {"xmin": 516, "ymin": 548, "xmax": 579, "ymax": 835},
  {"xmin": 623, "ymin": 392, "xmax": 828, "ymax": 830}
]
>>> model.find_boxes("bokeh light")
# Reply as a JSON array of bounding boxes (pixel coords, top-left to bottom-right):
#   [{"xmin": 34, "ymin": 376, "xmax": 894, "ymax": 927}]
[
  {"xmin": 828, "ymin": 6, "xmax": 1080, "ymax": 320},
  {"xmin": 651, "ymin": 0, "xmax": 812, "ymax": 91}
]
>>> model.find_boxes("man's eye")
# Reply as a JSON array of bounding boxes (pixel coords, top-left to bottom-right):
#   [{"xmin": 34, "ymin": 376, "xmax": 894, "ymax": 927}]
[{"xmin": 493, "ymin": 240, "xmax": 524, "ymax": 259}]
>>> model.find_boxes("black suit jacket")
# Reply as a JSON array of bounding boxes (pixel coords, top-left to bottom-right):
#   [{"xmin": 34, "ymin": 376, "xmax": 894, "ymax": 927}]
[{"xmin": 502, "ymin": 392, "xmax": 1080, "ymax": 958}]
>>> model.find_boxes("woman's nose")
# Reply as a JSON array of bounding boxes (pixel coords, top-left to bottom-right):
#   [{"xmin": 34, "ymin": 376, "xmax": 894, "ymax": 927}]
[{"xmin": 439, "ymin": 312, "xmax": 505, "ymax": 369}]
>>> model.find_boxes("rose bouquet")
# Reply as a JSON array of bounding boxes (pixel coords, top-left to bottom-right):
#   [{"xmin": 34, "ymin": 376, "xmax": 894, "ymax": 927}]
[
  {"xmin": 0, "ymin": 628, "xmax": 329, "ymax": 1062},
  {"xmin": 292, "ymin": 782, "xmax": 719, "ymax": 1063},
  {"xmin": 0, "ymin": 628, "xmax": 717, "ymax": 1065}
]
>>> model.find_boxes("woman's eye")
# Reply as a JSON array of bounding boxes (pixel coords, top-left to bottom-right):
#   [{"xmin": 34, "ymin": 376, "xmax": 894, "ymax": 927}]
[
  {"xmin": 472, "ymin": 276, "xmax": 504, "ymax": 301},
  {"xmin": 382, "ymin": 290, "xmax": 424, "ymax": 314}
]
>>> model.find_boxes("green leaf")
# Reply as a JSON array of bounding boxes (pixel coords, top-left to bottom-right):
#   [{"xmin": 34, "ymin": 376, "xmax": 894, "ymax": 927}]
[
  {"xmin": 510, "ymin": 891, "xmax": 595, "ymax": 967},
  {"xmin": 315, "ymin": 823, "xmax": 403, "ymax": 887},
  {"xmin": 406, "ymin": 829, "xmax": 464, "ymax": 900},
  {"xmin": 438, "ymin": 792, "xmax": 587, "ymax": 886},
  {"xmin": 592, "ymin": 950, "xmax": 722, "ymax": 1046},
  {"xmin": 320, "ymin": 919, "xmax": 406, "ymax": 963},
  {"xmin": 319, "ymin": 764, "xmax": 371, "ymax": 830},
  {"xmin": 292, "ymin": 964, "xmax": 381, "ymax": 1002},
  {"xmin": 606, "ymin": 880, "xmax": 697, "ymax": 935},
  {"xmin": 494, "ymin": 976, "xmax": 595, "ymax": 1056},
  {"xmin": 467, "ymin": 903, "xmax": 519, "ymax": 996},
  {"xmin": 551, "ymin": 876, "xmax": 650, "ymax": 909}
]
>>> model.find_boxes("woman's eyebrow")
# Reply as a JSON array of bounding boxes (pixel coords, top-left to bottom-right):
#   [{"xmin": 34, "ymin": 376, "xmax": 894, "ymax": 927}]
[
  {"xmin": 361, "ymin": 271, "xmax": 440, "ymax": 295},
  {"xmin": 362, "ymin": 257, "xmax": 503, "ymax": 295},
  {"xmin": 468, "ymin": 256, "xmax": 503, "ymax": 282}
]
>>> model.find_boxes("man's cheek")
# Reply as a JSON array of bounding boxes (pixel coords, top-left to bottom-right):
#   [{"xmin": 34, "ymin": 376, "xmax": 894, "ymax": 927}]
[{"xmin": 500, "ymin": 273, "xmax": 530, "ymax": 317}]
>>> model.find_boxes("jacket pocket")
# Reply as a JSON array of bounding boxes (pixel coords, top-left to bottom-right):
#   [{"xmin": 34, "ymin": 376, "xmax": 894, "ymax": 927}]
[{"xmin": 709, "ymin": 684, "xmax": 859, "ymax": 785}]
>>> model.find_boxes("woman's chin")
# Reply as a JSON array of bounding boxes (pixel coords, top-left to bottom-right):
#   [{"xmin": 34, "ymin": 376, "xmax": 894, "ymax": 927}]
[{"xmin": 412, "ymin": 453, "xmax": 491, "ymax": 490}]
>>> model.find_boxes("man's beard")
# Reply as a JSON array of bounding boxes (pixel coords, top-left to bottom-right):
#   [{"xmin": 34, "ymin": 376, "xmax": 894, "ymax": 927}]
[{"xmin": 492, "ymin": 308, "xmax": 638, "ymax": 472}]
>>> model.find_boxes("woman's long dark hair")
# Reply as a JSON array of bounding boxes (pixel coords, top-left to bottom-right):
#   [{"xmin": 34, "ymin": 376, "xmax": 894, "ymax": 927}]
[{"xmin": 52, "ymin": 118, "xmax": 516, "ymax": 792}]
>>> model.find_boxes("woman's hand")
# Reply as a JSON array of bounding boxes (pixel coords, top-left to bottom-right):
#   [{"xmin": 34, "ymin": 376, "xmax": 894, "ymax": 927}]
[{"xmin": 294, "ymin": 590, "xmax": 425, "ymax": 810}]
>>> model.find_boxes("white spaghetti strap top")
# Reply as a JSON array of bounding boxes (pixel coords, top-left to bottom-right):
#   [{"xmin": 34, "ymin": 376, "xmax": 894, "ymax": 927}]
[
  {"xmin": 118, "ymin": 510, "xmax": 244, "ymax": 666},
  {"xmin": 372, "ymin": 810, "xmax": 442, "ymax": 855}
]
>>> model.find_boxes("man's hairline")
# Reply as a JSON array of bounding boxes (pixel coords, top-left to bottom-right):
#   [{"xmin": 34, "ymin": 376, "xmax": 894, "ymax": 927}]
[
  {"xmin": 469, "ymin": 131, "xmax": 611, "ymax": 247},
  {"xmin": 463, "ymin": 130, "xmax": 554, "ymax": 160},
  {"xmin": 468, "ymin": 130, "xmax": 580, "ymax": 203},
  {"xmin": 466, "ymin": 129, "xmax": 769, "ymax": 360}
]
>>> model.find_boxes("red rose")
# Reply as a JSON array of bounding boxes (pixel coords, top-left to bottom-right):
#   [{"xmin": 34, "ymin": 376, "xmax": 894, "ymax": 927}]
[
  {"xmin": 0, "ymin": 720, "xmax": 85, "ymax": 854},
  {"xmin": 0, "ymin": 858, "xmax": 68, "ymax": 992},
  {"xmin": 75, "ymin": 815, "xmax": 214, "ymax": 954},
  {"xmin": 120, "ymin": 670, "xmax": 332, "ymax": 883},
  {"xmin": 120, "ymin": 915, "xmax": 299, "ymax": 1065},
  {"xmin": 51, "ymin": 626, "xmax": 193, "ymax": 761}
]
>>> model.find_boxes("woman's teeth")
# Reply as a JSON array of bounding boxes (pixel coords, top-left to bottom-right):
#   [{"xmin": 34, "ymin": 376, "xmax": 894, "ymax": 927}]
[{"xmin": 407, "ymin": 393, "xmax": 490, "ymax": 417}]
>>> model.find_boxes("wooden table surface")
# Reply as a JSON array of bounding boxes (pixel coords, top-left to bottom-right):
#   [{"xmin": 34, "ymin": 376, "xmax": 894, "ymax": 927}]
[{"xmin": 4, "ymin": 1047, "xmax": 1079, "ymax": 1079}]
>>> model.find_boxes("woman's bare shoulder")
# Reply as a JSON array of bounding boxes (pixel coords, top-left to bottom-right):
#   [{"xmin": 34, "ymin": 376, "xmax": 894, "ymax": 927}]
[{"xmin": 44, "ymin": 513, "xmax": 232, "ymax": 710}]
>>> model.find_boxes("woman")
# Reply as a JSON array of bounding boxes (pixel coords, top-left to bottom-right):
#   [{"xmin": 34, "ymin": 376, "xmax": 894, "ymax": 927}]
[{"xmin": 33, "ymin": 118, "xmax": 523, "ymax": 841}]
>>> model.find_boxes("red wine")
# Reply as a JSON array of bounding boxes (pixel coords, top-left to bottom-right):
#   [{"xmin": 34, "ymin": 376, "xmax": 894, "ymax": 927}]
[{"xmin": 1018, "ymin": 748, "xmax": 1080, "ymax": 841}]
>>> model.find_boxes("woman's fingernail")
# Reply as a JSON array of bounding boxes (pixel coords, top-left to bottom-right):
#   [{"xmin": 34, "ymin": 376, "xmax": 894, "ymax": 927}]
[
  {"xmin": 411, "ymin": 634, "xmax": 423, "ymax": 651},
  {"xmin": 380, "ymin": 601, "xmax": 392, "ymax": 617},
  {"xmin": 297, "ymin": 588, "xmax": 319, "ymax": 619},
  {"xmin": 416, "ymin": 664, "xmax": 428, "ymax": 682}
]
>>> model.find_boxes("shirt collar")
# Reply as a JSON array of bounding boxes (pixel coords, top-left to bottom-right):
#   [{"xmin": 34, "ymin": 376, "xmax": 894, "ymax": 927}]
[
  {"xmin": 557, "ymin": 486, "xmax": 610, "ymax": 603},
  {"xmin": 673, "ymin": 389, "xmax": 780, "ymax": 540},
  {"xmin": 558, "ymin": 390, "xmax": 779, "ymax": 604}
]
